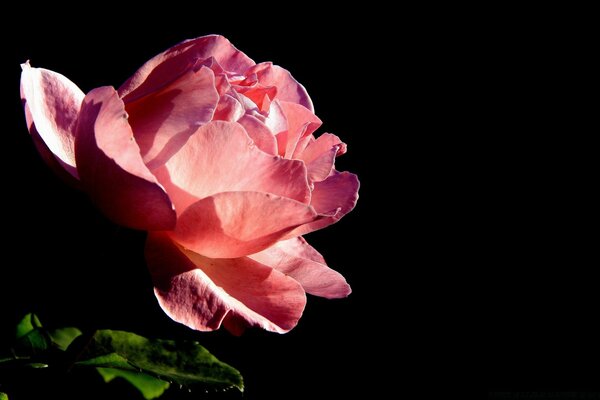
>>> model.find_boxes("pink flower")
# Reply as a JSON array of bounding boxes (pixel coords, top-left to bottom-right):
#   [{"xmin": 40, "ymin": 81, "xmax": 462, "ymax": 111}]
[{"xmin": 20, "ymin": 35, "xmax": 359, "ymax": 334}]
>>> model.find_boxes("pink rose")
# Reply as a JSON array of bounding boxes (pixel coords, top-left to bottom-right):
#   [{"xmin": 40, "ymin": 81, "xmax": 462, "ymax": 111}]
[{"xmin": 20, "ymin": 35, "xmax": 359, "ymax": 334}]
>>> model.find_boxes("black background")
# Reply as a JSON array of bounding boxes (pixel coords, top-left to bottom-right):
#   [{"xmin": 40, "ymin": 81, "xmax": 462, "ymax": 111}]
[
  {"xmin": 2, "ymin": 6, "xmax": 595, "ymax": 400},
  {"xmin": 0, "ymin": 6, "xmax": 400, "ymax": 400}
]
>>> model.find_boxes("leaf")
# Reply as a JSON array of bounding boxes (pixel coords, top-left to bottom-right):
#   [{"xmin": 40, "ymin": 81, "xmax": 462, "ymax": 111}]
[
  {"xmin": 24, "ymin": 362, "xmax": 49, "ymax": 368},
  {"xmin": 12, "ymin": 329, "xmax": 51, "ymax": 356},
  {"xmin": 48, "ymin": 327, "xmax": 82, "ymax": 351},
  {"xmin": 73, "ymin": 330, "xmax": 243, "ymax": 392},
  {"xmin": 0, "ymin": 391, "xmax": 8, "ymax": 400},
  {"xmin": 78, "ymin": 353, "xmax": 131, "ymax": 370},
  {"xmin": 97, "ymin": 368, "xmax": 170, "ymax": 399},
  {"xmin": 15, "ymin": 313, "xmax": 42, "ymax": 339}
]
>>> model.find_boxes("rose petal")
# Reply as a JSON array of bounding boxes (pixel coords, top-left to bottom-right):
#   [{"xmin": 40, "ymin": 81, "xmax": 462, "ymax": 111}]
[
  {"xmin": 233, "ymin": 83, "xmax": 276, "ymax": 113},
  {"xmin": 75, "ymin": 86, "xmax": 176, "ymax": 230},
  {"xmin": 296, "ymin": 133, "xmax": 347, "ymax": 161},
  {"xmin": 238, "ymin": 114, "xmax": 277, "ymax": 155},
  {"xmin": 264, "ymin": 99, "xmax": 288, "ymax": 136},
  {"xmin": 146, "ymin": 232, "xmax": 306, "ymax": 334},
  {"xmin": 119, "ymin": 35, "xmax": 255, "ymax": 102},
  {"xmin": 28, "ymin": 124, "xmax": 81, "ymax": 188},
  {"xmin": 249, "ymin": 237, "xmax": 351, "ymax": 299},
  {"xmin": 246, "ymin": 62, "xmax": 313, "ymax": 112},
  {"xmin": 278, "ymin": 101, "xmax": 322, "ymax": 158},
  {"xmin": 23, "ymin": 98, "xmax": 80, "ymax": 187},
  {"xmin": 212, "ymin": 93, "xmax": 244, "ymax": 122},
  {"xmin": 20, "ymin": 62, "xmax": 84, "ymax": 178},
  {"xmin": 162, "ymin": 121, "xmax": 310, "ymax": 211},
  {"xmin": 171, "ymin": 191, "xmax": 320, "ymax": 258},
  {"xmin": 298, "ymin": 133, "xmax": 347, "ymax": 182},
  {"xmin": 125, "ymin": 66, "xmax": 218, "ymax": 170},
  {"xmin": 287, "ymin": 171, "xmax": 360, "ymax": 237}
]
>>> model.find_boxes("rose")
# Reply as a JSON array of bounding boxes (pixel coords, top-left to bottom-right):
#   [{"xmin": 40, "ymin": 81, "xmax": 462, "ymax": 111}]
[{"xmin": 20, "ymin": 35, "xmax": 359, "ymax": 334}]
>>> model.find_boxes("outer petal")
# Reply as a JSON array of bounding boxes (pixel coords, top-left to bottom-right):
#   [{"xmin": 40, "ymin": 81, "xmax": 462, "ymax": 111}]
[
  {"xmin": 171, "ymin": 191, "xmax": 321, "ymax": 258},
  {"xmin": 125, "ymin": 66, "xmax": 218, "ymax": 170},
  {"xmin": 278, "ymin": 101, "xmax": 321, "ymax": 158},
  {"xmin": 249, "ymin": 237, "xmax": 351, "ymax": 299},
  {"xmin": 25, "ymin": 107, "xmax": 81, "ymax": 188},
  {"xmin": 296, "ymin": 133, "xmax": 347, "ymax": 161},
  {"xmin": 161, "ymin": 121, "xmax": 310, "ymax": 212},
  {"xmin": 298, "ymin": 133, "xmax": 347, "ymax": 182},
  {"xmin": 146, "ymin": 232, "xmax": 306, "ymax": 334},
  {"xmin": 246, "ymin": 62, "xmax": 313, "ymax": 112},
  {"xmin": 119, "ymin": 35, "xmax": 255, "ymax": 102},
  {"xmin": 20, "ymin": 62, "xmax": 84, "ymax": 178},
  {"xmin": 75, "ymin": 86, "xmax": 176, "ymax": 230},
  {"xmin": 288, "ymin": 171, "xmax": 360, "ymax": 237}
]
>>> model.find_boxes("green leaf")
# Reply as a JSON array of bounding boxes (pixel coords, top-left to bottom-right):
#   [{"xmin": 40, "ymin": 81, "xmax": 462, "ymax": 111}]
[
  {"xmin": 73, "ymin": 330, "xmax": 243, "ymax": 392},
  {"xmin": 0, "ymin": 391, "xmax": 8, "ymax": 400},
  {"xmin": 23, "ymin": 362, "xmax": 49, "ymax": 368},
  {"xmin": 12, "ymin": 329, "xmax": 51, "ymax": 356},
  {"xmin": 97, "ymin": 368, "xmax": 170, "ymax": 399},
  {"xmin": 48, "ymin": 327, "xmax": 82, "ymax": 351},
  {"xmin": 78, "ymin": 353, "xmax": 131, "ymax": 370},
  {"xmin": 15, "ymin": 313, "xmax": 42, "ymax": 339}
]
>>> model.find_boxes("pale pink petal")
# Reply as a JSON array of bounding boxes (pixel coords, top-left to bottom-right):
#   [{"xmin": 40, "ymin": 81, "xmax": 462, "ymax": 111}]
[
  {"xmin": 20, "ymin": 62, "xmax": 84, "ymax": 178},
  {"xmin": 125, "ymin": 66, "xmax": 218, "ymax": 170},
  {"xmin": 171, "ymin": 191, "xmax": 320, "ymax": 258},
  {"xmin": 207, "ymin": 71, "xmax": 246, "ymax": 122},
  {"xmin": 238, "ymin": 114, "xmax": 277, "ymax": 155},
  {"xmin": 28, "ymin": 124, "xmax": 81, "ymax": 188},
  {"xmin": 150, "ymin": 165, "xmax": 200, "ymax": 218},
  {"xmin": 298, "ymin": 133, "xmax": 348, "ymax": 182},
  {"xmin": 249, "ymin": 237, "xmax": 351, "ymax": 299},
  {"xmin": 74, "ymin": 86, "xmax": 176, "ymax": 230},
  {"xmin": 162, "ymin": 121, "xmax": 310, "ymax": 210},
  {"xmin": 246, "ymin": 62, "xmax": 313, "ymax": 112},
  {"xmin": 119, "ymin": 35, "xmax": 255, "ymax": 102},
  {"xmin": 146, "ymin": 232, "xmax": 306, "ymax": 334},
  {"xmin": 278, "ymin": 101, "xmax": 322, "ymax": 158},
  {"xmin": 287, "ymin": 171, "xmax": 360, "ymax": 237},
  {"xmin": 296, "ymin": 133, "xmax": 347, "ymax": 161},
  {"xmin": 291, "ymin": 134, "xmax": 314, "ymax": 160},
  {"xmin": 305, "ymin": 145, "xmax": 339, "ymax": 183},
  {"xmin": 23, "ymin": 97, "xmax": 79, "ymax": 187},
  {"xmin": 212, "ymin": 93, "xmax": 244, "ymax": 122},
  {"xmin": 264, "ymin": 99, "xmax": 288, "ymax": 135}
]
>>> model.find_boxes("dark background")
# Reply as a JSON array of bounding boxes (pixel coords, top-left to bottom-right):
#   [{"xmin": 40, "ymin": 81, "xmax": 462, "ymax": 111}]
[
  {"xmin": 0, "ymin": 7, "xmax": 400, "ymax": 400},
  {"xmin": 2, "ymin": 6, "xmax": 595, "ymax": 400}
]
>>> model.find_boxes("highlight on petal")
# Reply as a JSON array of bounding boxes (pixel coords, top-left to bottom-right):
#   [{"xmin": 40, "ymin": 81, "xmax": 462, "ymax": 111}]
[
  {"xmin": 249, "ymin": 237, "xmax": 351, "ymax": 299},
  {"xmin": 288, "ymin": 171, "xmax": 360, "ymax": 237},
  {"xmin": 171, "ymin": 191, "xmax": 320, "ymax": 258},
  {"xmin": 20, "ymin": 62, "xmax": 84, "ymax": 178},
  {"xmin": 125, "ymin": 66, "xmax": 219, "ymax": 170},
  {"xmin": 245, "ymin": 62, "xmax": 313, "ymax": 112},
  {"xmin": 75, "ymin": 86, "xmax": 176, "ymax": 230},
  {"xmin": 263, "ymin": 99, "xmax": 288, "ymax": 136},
  {"xmin": 146, "ymin": 232, "xmax": 306, "ymax": 334},
  {"xmin": 161, "ymin": 120, "xmax": 310, "ymax": 212},
  {"xmin": 119, "ymin": 35, "xmax": 255, "ymax": 103}
]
